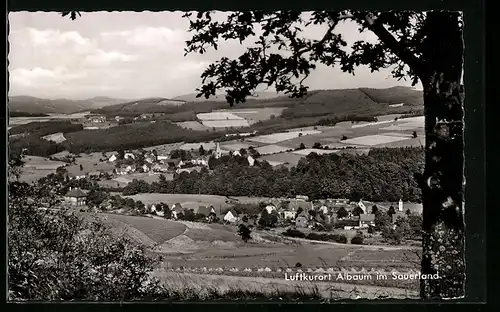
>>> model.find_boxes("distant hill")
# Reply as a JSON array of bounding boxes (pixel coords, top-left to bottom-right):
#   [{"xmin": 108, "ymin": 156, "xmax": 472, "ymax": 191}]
[
  {"xmin": 173, "ymin": 91, "xmax": 282, "ymax": 102},
  {"xmin": 8, "ymin": 96, "xmax": 129, "ymax": 114}
]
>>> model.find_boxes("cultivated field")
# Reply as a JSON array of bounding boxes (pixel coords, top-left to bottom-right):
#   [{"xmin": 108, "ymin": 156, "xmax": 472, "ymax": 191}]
[{"xmin": 98, "ymin": 173, "xmax": 173, "ymax": 188}]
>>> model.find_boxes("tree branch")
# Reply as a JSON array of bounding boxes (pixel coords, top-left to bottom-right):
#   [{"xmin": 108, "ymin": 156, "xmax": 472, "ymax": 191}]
[{"xmin": 364, "ymin": 13, "xmax": 425, "ymax": 79}]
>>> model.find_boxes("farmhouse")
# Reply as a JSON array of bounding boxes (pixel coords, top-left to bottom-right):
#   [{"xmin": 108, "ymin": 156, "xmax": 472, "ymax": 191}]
[
  {"xmin": 87, "ymin": 114, "xmax": 106, "ymax": 123},
  {"xmin": 149, "ymin": 204, "xmax": 165, "ymax": 217},
  {"xmin": 176, "ymin": 167, "xmax": 203, "ymax": 174},
  {"xmin": 171, "ymin": 203, "xmax": 184, "ymax": 219},
  {"xmin": 152, "ymin": 164, "xmax": 170, "ymax": 173},
  {"xmin": 264, "ymin": 205, "xmax": 277, "ymax": 214},
  {"xmin": 108, "ymin": 154, "xmax": 118, "ymax": 162},
  {"xmin": 359, "ymin": 214, "xmax": 375, "ymax": 228},
  {"xmin": 124, "ymin": 152, "xmax": 136, "ymax": 160},
  {"xmin": 223, "ymin": 209, "xmax": 240, "ymax": 223},
  {"xmin": 64, "ymin": 188, "xmax": 87, "ymax": 206},
  {"xmin": 317, "ymin": 205, "xmax": 329, "ymax": 215},
  {"xmin": 295, "ymin": 212, "xmax": 309, "ymax": 228}
]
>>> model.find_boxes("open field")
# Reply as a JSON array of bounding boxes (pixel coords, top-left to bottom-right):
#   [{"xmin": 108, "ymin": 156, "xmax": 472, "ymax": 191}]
[
  {"xmin": 143, "ymin": 142, "xmax": 185, "ymax": 154},
  {"xmin": 16, "ymin": 156, "xmax": 67, "ymax": 183},
  {"xmin": 104, "ymin": 213, "xmax": 187, "ymax": 244},
  {"xmin": 41, "ymin": 132, "xmax": 66, "ymax": 143},
  {"xmin": 260, "ymin": 152, "xmax": 305, "ymax": 166},
  {"xmin": 152, "ymin": 271, "xmax": 419, "ymax": 299},
  {"xmin": 214, "ymin": 107, "xmax": 287, "ymax": 123},
  {"xmin": 248, "ymin": 130, "xmax": 322, "ymax": 144},
  {"xmin": 197, "ymin": 112, "xmax": 245, "ymax": 120},
  {"xmin": 220, "ymin": 142, "xmax": 258, "ymax": 151},
  {"xmin": 342, "ymin": 135, "xmax": 409, "ymax": 146},
  {"xmin": 65, "ymin": 153, "xmax": 115, "ymax": 176},
  {"xmin": 98, "ymin": 173, "xmax": 172, "ymax": 188},
  {"xmin": 179, "ymin": 142, "xmax": 216, "ymax": 151},
  {"xmin": 175, "ymin": 121, "xmax": 209, "ymax": 131},
  {"xmin": 292, "ymin": 149, "xmax": 340, "ymax": 156},
  {"xmin": 201, "ymin": 120, "xmax": 250, "ymax": 128},
  {"xmin": 255, "ymin": 144, "xmax": 292, "ymax": 155}
]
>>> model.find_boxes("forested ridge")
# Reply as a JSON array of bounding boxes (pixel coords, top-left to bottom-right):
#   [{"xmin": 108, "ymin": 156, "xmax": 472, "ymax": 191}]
[{"xmin": 122, "ymin": 147, "xmax": 424, "ymax": 202}]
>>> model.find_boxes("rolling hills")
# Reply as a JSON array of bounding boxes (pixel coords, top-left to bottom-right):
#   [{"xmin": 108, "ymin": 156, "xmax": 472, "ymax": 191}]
[
  {"xmin": 8, "ymin": 96, "xmax": 129, "ymax": 114},
  {"xmin": 90, "ymin": 86, "xmax": 423, "ymax": 117}
]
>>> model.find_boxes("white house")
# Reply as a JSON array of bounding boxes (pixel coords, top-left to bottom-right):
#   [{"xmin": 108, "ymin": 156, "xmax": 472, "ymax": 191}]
[
  {"xmin": 108, "ymin": 154, "xmax": 117, "ymax": 162},
  {"xmin": 247, "ymin": 155, "xmax": 255, "ymax": 166},
  {"xmin": 358, "ymin": 200, "xmax": 367, "ymax": 213},
  {"xmin": 141, "ymin": 164, "xmax": 150, "ymax": 173},
  {"xmin": 398, "ymin": 199, "xmax": 404, "ymax": 212},
  {"xmin": 191, "ymin": 158, "xmax": 208, "ymax": 166},
  {"xmin": 171, "ymin": 203, "xmax": 183, "ymax": 219},
  {"xmin": 124, "ymin": 152, "xmax": 136, "ymax": 160},
  {"xmin": 264, "ymin": 205, "xmax": 276, "ymax": 214},
  {"xmin": 283, "ymin": 210, "xmax": 296, "ymax": 219},
  {"xmin": 157, "ymin": 155, "xmax": 170, "ymax": 160},
  {"xmin": 149, "ymin": 204, "xmax": 165, "ymax": 217},
  {"xmin": 223, "ymin": 209, "xmax": 240, "ymax": 223},
  {"xmin": 318, "ymin": 205, "xmax": 329, "ymax": 214}
]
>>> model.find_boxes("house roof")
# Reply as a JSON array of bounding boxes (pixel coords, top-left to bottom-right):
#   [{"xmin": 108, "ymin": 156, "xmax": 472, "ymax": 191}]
[
  {"xmin": 167, "ymin": 158, "xmax": 182, "ymax": 165},
  {"xmin": 226, "ymin": 209, "xmax": 239, "ymax": 217},
  {"xmin": 288, "ymin": 200, "xmax": 312, "ymax": 211},
  {"xmin": 196, "ymin": 206, "xmax": 212, "ymax": 216},
  {"xmin": 360, "ymin": 214, "xmax": 375, "ymax": 222},
  {"xmin": 65, "ymin": 188, "xmax": 87, "ymax": 198}
]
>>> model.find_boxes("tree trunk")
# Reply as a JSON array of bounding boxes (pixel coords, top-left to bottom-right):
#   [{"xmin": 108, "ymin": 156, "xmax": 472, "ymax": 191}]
[{"xmin": 419, "ymin": 12, "xmax": 465, "ymax": 299}]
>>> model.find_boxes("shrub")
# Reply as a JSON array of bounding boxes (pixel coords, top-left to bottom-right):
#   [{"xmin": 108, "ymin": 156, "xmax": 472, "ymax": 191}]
[
  {"xmin": 351, "ymin": 235, "xmax": 364, "ymax": 245},
  {"xmin": 282, "ymin": 228, "xmax": 306, "ymax": 238}
]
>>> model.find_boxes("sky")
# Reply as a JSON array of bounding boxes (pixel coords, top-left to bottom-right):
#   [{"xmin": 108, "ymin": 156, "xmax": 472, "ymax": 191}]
[{"xmin": 8, "ymin": 11, "xmax": 422, "ymax": 100}]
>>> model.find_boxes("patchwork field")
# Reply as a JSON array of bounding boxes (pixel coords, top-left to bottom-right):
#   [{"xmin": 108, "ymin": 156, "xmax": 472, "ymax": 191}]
[
  {"xmin": 41, "ymin": 132, "xmax": 66, "ymax": 143},
  {"xmin": 98, "ymin": 173, "xmax": 173, "ymax": 188}
]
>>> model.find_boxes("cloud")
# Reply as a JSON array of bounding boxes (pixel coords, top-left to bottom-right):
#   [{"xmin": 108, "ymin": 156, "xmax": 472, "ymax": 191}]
[
  {"xmin": 10, "ymin": 67, "xmax": 87, "ymax": 87},
  {"xmin": 102, "ymin": 26, "xmax": 186, "ymax": 49},
  {"xmin": 84, "ymin": 50, "xmax": 138, "ymax": 66},
  {"xmin": 27, "ymin": 28, "xmax": 92, "ymax": 50}
]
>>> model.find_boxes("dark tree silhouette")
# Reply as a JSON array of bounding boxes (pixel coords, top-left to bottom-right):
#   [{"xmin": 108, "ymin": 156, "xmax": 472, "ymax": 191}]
[
  {"xmin": 298, "ymin": 143, "xmax": 306, "ymax": 150},
  {"xmin": 237, "ymin": 224, "xmax": 252, "ymax": 242},
  {"xmin": 336, "ymin": 207, "xmax": 348, "ymax": 219},
  {"xmin": 388, "ymin": 206, "xmax": 397, "ymax": 215},
  {"xmin": 199, "ymin": 145, "xmax": 206, "ymax": 156},
  {"xmin": 371, "ymin": 205, "xmax": 379, "ymax": 214},
  {"xmin": 412, "ymin": 131, "xmax": 418, "ymax": 138},
  {"xmin": 63, "ymin": 10, "xmax": 465, "ymax": 298},
  {"xmin": 352, "ymin": 206, "xmax": 365, "ymax": 216}
]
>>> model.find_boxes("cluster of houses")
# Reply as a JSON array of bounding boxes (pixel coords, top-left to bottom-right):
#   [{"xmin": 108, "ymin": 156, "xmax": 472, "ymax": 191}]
[{"xmin": 109, "ymin": 142, "xmax": 255, "ymax": 176}]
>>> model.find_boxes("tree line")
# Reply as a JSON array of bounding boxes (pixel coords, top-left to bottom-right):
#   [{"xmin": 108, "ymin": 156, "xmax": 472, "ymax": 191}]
[{"xmin": 121, "ymin": 147, "xmax": 424, "ymax": 202}]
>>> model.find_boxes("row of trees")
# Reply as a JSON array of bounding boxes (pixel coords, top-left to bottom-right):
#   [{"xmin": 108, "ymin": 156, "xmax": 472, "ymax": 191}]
[{"xmin": 121, "ymin": 147, "xmax": 424, "ymax": 202}]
